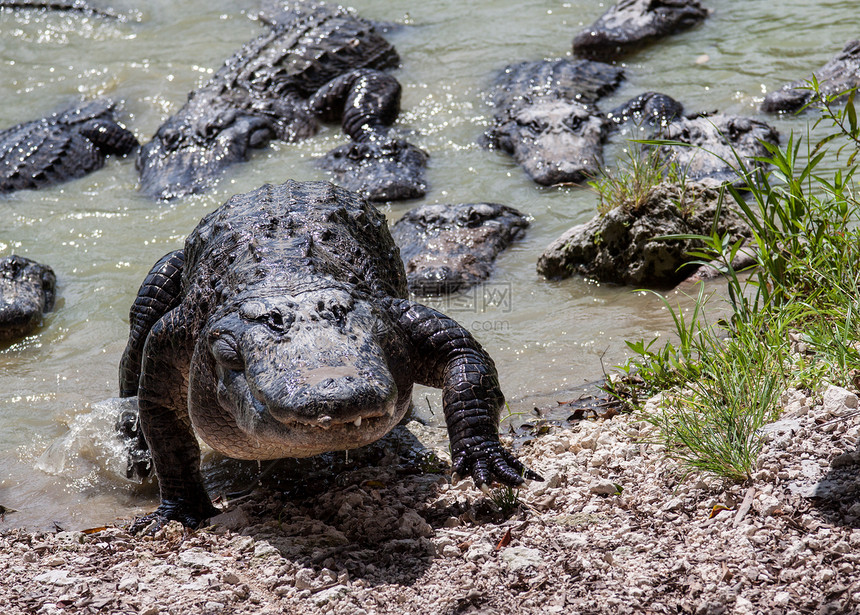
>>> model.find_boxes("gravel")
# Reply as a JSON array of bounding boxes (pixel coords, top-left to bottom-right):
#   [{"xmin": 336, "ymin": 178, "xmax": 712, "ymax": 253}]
[{"xmin": 2, "ymin": 383, "xmax": 859, "ymax": 614}]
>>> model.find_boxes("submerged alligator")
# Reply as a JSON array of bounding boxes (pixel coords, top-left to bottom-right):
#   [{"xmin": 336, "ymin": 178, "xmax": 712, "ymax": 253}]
[
  {"xmin": 0, "ymin": 100, "xmax": 137, "ymax": 194},
  {"xmin": 573, "ymin": 0, "xmax": 708, "ymax": 61},
  {"xmin": 0, "ymin": 0, "xmax": 121, "ymax": 20},
  {"xmin": 138, "ymin": 0, "xmax": 426, "ymax": 201},
  {"xmin": 762, "ymin": 40, "xmax": 860, "ymax": 113},
  {"xmin": 119, "ymin": 180, "xmax": 539, "ymax": 530},
  {"xmin": 484, "ymin": 60, "xmax": 688, "ymax": 186},
  {"xmin": 655, "ymin": 112, "xmax": 780, "ymax": 183},
  {"xmin": 391, "ymin": 203, "xmax": 529, "ymax": 296},
  {"xmin": 483, "ymin": 59, "xmax": 625, "ymax": 186},
  {"xmin": 0, "ymin": 255, "xmax": 56, "ymax": 342}
]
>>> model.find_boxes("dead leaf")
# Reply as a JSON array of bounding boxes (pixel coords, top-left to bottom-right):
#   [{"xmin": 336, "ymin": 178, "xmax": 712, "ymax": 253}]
[
  {"xmin": 709, "ymin": 504, "xmax": 732, "ymax": 519},
  {"xmin": 496, "ymin": 528, "xmax": 512, "ymax": 550}
]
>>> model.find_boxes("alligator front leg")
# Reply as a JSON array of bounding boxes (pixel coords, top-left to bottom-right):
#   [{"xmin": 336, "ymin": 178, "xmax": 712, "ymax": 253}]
[
  {"xmin": 128, "ymin": 305, "xmax": 219, "ymax": 533},
  {"xmin": 308, "ymin": 69, "xmax": 401, "ymax": 141},
  {"xmin": 117, "ymin": 250, "xmax": 186, "ymax": 479},
  {"xmin": 79, "ymin": 118, "xmax": 139, "ymax": 156},
  {"xmin": 389, "ymin": 298, "xmax": 542, "ymax": 487}
]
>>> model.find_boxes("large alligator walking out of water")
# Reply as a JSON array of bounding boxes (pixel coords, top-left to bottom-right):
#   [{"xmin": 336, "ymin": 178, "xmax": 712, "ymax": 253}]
[
  {"xmin": 119, "ymin": 180, "xmax": 539, "ymax": 530},
  {"xmin": 138, "ymin": 0, "xmax": 426, "ymax": 201},
  {"xmin": 0, "ymin": 99, "xmax": 137, "ymax": 194}
]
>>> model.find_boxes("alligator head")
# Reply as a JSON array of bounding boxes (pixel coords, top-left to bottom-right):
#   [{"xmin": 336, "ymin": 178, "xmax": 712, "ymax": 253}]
[
  {"xmin": 491, "ymin": 98, "xmax": 607, "ymax": 186},
  {"xmin": 393, "ymin": 202, "xmax": 529, "ymax": 295},
  {"xmin": 190, "ymin": 286, "xmax": 408, "ymax": 459},
  {"xmin": 573, "ymin": 0, "xmax": 709, "ymax": 61},
  {"xmin": 317, "ymin": 137, "xmax": 428, "ymax": 202},
  {"xmin": 0, "ymin": 255, "xmax": 55, "ymax": 342},
  {"xmin": 137, "ymin": 92, "xmax": 304, "ymax": 200}
]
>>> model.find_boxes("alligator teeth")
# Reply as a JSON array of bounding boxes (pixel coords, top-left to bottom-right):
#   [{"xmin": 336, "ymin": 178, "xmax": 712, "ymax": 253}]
[
  {"xmin": 353, "ymin": 416, "xmax": 362, "ymax": 428},
  {"xmin": 318, "ymin": 415, "xmax": 332, "ymax": 430}
]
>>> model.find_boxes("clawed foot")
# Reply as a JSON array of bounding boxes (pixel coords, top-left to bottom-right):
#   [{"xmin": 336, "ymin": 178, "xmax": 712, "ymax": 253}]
[
  {"xmin": 452, "ymin": 440, "xmax": 543, "ymax": 488},
  {"xmin": 128, "ymin": 499, "xmax": 219, "ymax": 535}
]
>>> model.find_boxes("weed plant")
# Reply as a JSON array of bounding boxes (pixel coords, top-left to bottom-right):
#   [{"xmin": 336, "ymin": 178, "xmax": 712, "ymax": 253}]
[
  {"xmin": 589, "ymin": 146, "xmax": 690, "ymax": 216},
  {"xmin": 609, "ymin": 82, "xmax": 860, "ymax": 481}
]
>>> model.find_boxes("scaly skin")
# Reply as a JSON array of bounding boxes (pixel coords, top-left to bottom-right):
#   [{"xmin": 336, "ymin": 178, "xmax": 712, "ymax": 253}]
[
  {"xmin": 0, "ymin": 255, "xmax": 56, "ymax": 342},
  {"xmin": 573, "ymin": 0, "xmax": 708, "ymax": 61},
  {"xmin": 137, "ymin": 0, "xmax": 425, "ymax": 202},
  {"xmin": 0, "ymin": 99, "xmax": 137, "ymax": 194},
  {"xmin": 0, "ymin": 0, "xmax": 122, "ymax": 20},
  {"xmin": 120, "ymin": 180, "xmax": 539, "ymax": 533}
]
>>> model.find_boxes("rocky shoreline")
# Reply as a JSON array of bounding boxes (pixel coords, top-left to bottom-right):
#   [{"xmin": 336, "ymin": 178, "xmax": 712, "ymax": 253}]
[{"xmin": 2, "ymin": 384, "xmax": 859, "ymax": 614}]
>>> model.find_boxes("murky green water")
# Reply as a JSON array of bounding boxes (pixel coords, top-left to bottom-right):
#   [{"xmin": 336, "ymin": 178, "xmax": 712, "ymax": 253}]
[{"xmin": 0, "ymin": 0, "xmax": 856, "ymax": 529}]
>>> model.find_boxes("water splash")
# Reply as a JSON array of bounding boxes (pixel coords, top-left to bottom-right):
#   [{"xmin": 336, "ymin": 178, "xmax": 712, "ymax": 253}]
[{"xmin": 35, "ymin": 396, "xmax": 141, "ymax": 484}]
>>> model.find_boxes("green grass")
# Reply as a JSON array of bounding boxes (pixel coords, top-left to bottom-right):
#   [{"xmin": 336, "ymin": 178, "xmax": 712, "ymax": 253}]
[
  {"xmin": 589, "ymin": 146, "xmax": 691, "ymax": 216},
  {"xmin": 606, "ymin": 80, "xmax": 860, "ymax": 482}
]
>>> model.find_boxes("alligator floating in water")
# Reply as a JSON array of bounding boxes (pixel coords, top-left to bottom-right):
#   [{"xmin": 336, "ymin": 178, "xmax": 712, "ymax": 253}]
[
  {"xmin": 0, "ymin": 0, "xmax": 121, "ymax": 20},
  {"xmin": 0, "ymin": 255, "xmax": 56, "ymax": 342},
  {"xmin": 119, "ymin": 180, "xmax": 539, "ymax": 530},
  {"xmin": 0, "ymin": 99, "xmax": 137, "ymax": 194},
  {"xmin": 483, "ymin": 58, "xmax": 625, "ymax": 186},
  {"xmin": 654, "ymin": 113, "xmax": 780, "ymax": 183},
  {"xmin": 137, "ymin": 0, "xmax": 426, "ymax": 201},
  {"xmin": 391, "ymin": 202, "xmax": 529, "ymax": 295},
  {"xmin": 572, "ymin": 0, "xmax": 708, "ymax": 61},
  {"xmin": 761, "ymin": 40, "xmax": 860, "ymax": 113}
]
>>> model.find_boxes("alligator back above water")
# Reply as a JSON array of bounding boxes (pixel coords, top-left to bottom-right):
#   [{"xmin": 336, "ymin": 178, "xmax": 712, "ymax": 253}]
[
  {"xmin": 119, "ymin": 180, "xmax": 539, "ymax": 530},
  {"xmin": 0, "ymin": 99, "xmax": 137, "ymax": 194},
  {"xmin": 138, "ymin": 0, "xmax": 425, "ymax": 201},
  {"xmin": 0, "ymin": 255, "xmax": 56, "ymax": 342}
]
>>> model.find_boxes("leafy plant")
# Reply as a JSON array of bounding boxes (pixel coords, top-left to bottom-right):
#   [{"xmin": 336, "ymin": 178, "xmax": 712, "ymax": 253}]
[{"xmin": 488, "ymin": 483, "xmax": 521, "ymax": 517}]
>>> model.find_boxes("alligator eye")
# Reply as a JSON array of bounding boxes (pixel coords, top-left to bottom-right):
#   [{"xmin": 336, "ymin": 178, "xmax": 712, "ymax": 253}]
[
  {"xmin": 563, "ymin": 115, "xmax": 584, "ymax": 131},
  {"xmin": 202, "ymin": 123, "xmax": 221, "ymax": 139},
  {"xmin": 525, "ymin": 119, "xmax": 548, "ymax": 133},
  {"xmin": 211, "ymin": 334, "xmax": 244, "ymax": 371},
  {"xmin": 160, "ymin": 128, "xmax": 181, "ymax": 151}
]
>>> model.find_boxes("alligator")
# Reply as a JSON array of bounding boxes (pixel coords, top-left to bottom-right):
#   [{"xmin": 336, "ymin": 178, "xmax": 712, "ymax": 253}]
[
  {"xmin": 391, "ymin": 203, "xmax": 529, "ymax": 295},
  {"xmin": 0, "ymin": 0, "xmax": 121, "ymax": 20},
  {"xmin": 654, "ymin": 113, "xmax": 780, "ymax": 183},
  {"xmin": 119, "ymin": 180, "xmax": 540, "ymax": 530},
  {"xmin": 138, "ymin": 0, "xmax": 426, "ymax": 202},
  {"xmin": 0, "ymin": 99, "xmax": 137, "ymax": 194},
  {"xmin": 483, "ymin": 58, "xmax": 625, "ymax": 186},
  {"xmin": 572, "ymin": 0, "xmax": 709, "ymax": 61},
  {"xmin": 0, "ymin": 255, "xmax": 56, "ymax": 342},
  {"xmin": 761, "ymin": 40, "xmax": 860, "ymax": 113}
]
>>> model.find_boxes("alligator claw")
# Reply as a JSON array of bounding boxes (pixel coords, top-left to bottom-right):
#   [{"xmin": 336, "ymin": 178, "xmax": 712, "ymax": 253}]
[
  {"xmin": 452, "ymin": 440, "xmax": 543, "ymax": 488},
  {"xmin": 128, "ymin": 499, "xmax": 219, "ymax": 535}
]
